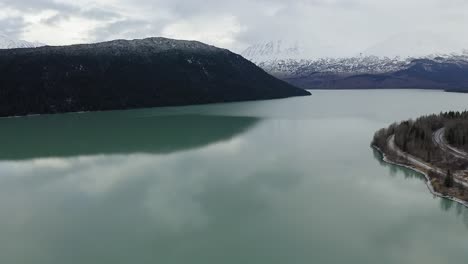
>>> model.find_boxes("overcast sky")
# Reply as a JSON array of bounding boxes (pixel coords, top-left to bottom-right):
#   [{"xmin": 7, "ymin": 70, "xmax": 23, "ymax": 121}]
[{"xmin": 1, "ymin": 0, "xmax": 468, "ymax": 56}]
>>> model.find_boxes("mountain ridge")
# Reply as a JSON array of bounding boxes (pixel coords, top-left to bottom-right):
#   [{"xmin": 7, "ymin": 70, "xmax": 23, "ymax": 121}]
[
  {"xmin": 241, "ymin": 40, "xmax": 468, "ymax": 91},
  {"xmin": 0, "ymin": 37, "xmax": 310, "ymax": 117}
]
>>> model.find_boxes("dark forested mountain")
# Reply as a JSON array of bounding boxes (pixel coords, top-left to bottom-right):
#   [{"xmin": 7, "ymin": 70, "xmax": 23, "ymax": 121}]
[{"xmin": 0, "ymin": 37, "xmax": 309, "ymax": 117}]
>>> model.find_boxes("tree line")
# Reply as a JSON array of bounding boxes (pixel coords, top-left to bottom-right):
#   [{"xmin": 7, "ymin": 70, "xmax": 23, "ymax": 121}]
[{"xmin": 373, "ymin": 111, "xmax": 468, "ymax": 170}]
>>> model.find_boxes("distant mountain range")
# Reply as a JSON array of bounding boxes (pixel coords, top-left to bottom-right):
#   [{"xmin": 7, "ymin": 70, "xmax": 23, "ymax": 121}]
[
  {"xmin": 242, "ymin": 37, "xmax": 468, "ymax": 92},
  {"xmin": 0, "ymin": 35, "xmax": 44, "ymax": 49},
  {"xmin": 0, "ymin": 37, "xmax": 309, "ymax": 117}
]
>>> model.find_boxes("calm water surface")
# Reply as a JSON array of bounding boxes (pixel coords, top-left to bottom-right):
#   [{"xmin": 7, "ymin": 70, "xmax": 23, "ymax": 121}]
[{"xmin": 1, "ymin": 90, "xmax": 468, "ymax": 263}]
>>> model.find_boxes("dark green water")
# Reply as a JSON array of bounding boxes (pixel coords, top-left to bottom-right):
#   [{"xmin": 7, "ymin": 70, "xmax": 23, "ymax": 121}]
[{"xmin": 0, "ymin": 90, "xmax": 467, "ymax": 263}]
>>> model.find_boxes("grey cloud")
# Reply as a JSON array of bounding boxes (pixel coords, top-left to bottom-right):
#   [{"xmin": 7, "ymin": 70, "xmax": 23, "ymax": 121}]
[
  {"xmin": 1, "ymin": 0, "xmax": 121, "ymax": 19},
  {"xmin": 0, "ymin": 0, "xmax": 78, "ymax": 13},
  {"xmin": 1, "ymin": 0, "xmax": 122, "ymax": 41},
  {"xmin": 2, "ymin": 0, "xmax": 468, "ymax": 56},
  {"xmin": 41, "ymin": 13, "xmax": 70, "ymax": 26},
  {"xmin": 40, "ymin": 8, "xmax": 121, "ymax": 26},
  {"xmin": 0, "ymin": 17, "xmax": 29, "ymax": 38},
  {"xmin": 81, "ymin": 8, "xmax": 122, "ymax": 20},
  {"xmin": 90, "ymin": 19, "xmax": 164, "ymax": 42}
]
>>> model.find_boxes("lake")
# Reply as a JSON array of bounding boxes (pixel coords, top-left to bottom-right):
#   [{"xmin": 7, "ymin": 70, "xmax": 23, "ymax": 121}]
[{"xmin": 1, "ymin": 90, "xmax": 467, "ymax": 263}]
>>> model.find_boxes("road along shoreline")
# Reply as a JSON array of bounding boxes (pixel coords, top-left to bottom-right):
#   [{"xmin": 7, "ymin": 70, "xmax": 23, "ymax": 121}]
[
  {"xmin": 433, "ymin": 128, "xmax": 468, "ymax": 160},
  {"xmin": 373, "ymin": 139, "xmax": 468, "ymax": 208}
]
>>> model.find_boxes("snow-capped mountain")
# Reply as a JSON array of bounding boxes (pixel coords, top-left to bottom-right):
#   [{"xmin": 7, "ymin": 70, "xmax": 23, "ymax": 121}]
[
  {"xmin": 241, "ymin": 41, "xmax": 413, "ymax": 78},
  {"xmin": 241, "ymin": 40, "xmax": 305, "ymax": 63},
  {"xmin": 241, "ymin": 39, "xmax": 341, "ymax": 63},
  {"xmin": 241, "ymin": 39, "xmax": 468, "ymax": 91},
  {"xmin": 0, "ymin": 35, "xmax": 44, "ymax": 49},
  {"xmin": 242, "ymin": 33, "xmax": 468, "ymax": 79},
  {"xmin": 253, "ymin": 56, "xmax": 412, "ymax": 78}
]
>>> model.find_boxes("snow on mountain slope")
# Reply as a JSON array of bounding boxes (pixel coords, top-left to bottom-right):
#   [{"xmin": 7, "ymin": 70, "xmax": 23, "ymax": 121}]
[
  {"xmin": 241, "ymin": 40, "xmax": 305, "ymax": 63},
  {"xmin": 242, "ymin": 42, "xmax": 412, "ymax": 77},
  {"xmin": 255, "ymin": 56, "xmax": 413, "ymax": 78},
  {"xmin": 242, "ymin": 36, "xmax": 468, "ymax": 79},
  {"xmin": 241, "ymin": 39, "xmax": 341, "ymax": 63},
  {"xmin": 0, "ymin": 35, "xmax": 44, "ymax": 49}
]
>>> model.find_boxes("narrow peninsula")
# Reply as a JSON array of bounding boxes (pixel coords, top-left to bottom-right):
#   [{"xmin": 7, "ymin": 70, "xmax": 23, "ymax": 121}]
[{"xmin": 373, "ymin": 111, "xmax": 468, "ymax": 206}]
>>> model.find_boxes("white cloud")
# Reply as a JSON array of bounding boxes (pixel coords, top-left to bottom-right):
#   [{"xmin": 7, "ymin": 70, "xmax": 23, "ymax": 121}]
[
  {"xmin": 23, "ymin": 14, "xmax": 102, "ymax": 45},
  {"xmin": 161, "ymin": 15, "xmax": 245, "ymax": 50},
  {"xmin": 1, "ymin": 0, "xmax": 468, "ymax": 56}
]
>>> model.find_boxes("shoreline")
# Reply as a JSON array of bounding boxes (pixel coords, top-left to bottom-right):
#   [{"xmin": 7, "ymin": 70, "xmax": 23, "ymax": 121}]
[
  {"xmin": 372, "ymin": 144, "xmax": 468, "ymax": 208},
  {"xmin": 0, "ymin": 94, "xmax": 310, "ymax": 120}
]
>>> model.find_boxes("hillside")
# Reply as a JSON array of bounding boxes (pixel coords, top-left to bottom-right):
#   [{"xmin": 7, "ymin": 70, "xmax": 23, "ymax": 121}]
[{"xmin": 0, "ymin": 37, "xmax": 310, "ymax": 117}]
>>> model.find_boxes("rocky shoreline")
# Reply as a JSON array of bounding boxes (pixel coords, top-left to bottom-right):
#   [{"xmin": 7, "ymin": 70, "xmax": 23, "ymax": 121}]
[
  {"xmin": 373, "ymin": 144, "xmax": 468, "ymax": 208},
  {"xmin": 372, "ymin": 111, "xmax": 468, "ymax": 206}
]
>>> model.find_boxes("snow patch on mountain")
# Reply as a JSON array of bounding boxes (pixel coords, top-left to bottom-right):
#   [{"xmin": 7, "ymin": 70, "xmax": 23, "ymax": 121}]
[
  {"xmin": 91, "ymin": 37, "xmax": 221, "ymax": 53},
  {"xmin": 241, "ymin": 40, "xmax": 413, "ymax": 76},
  {"xmin": 241, "ymin": 39, "xmax": 341, "ymax": 63},
  {"xmin": 0, "ymin": 35, "xmax": 45, "ymax": 49},
  {"xmin": 241, "ymin": 40, "xmax": 304, "ymax": 63},
  {"xmin": 242, "ymin": 36, "xmax": 468, "ymax": 78},
  {"xmin": 254, "ymin": 56, "xmax": 412, "ymax": 78}
]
